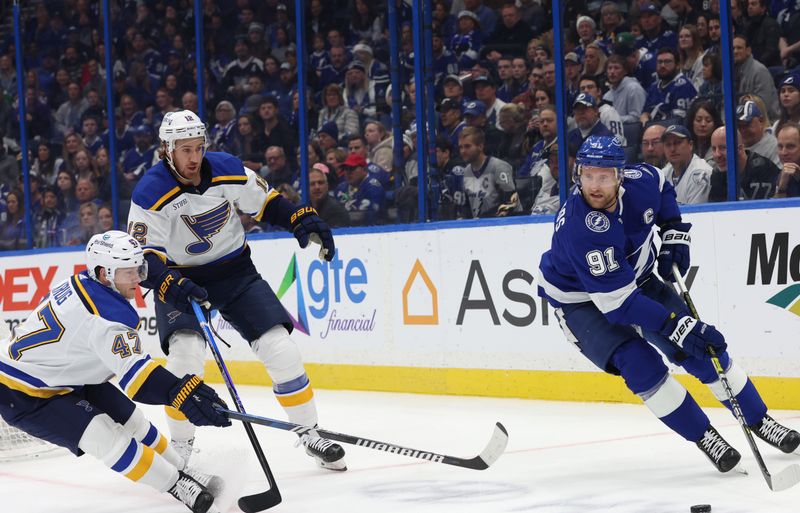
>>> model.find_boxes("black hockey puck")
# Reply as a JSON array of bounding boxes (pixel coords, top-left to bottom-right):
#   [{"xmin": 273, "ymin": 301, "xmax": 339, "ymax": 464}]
[{"xmin": 690, "ymin": 505, "xmax": 711, "ymax": 513}]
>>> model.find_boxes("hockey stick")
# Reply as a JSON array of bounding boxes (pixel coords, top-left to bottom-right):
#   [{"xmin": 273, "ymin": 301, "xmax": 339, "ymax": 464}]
[
  {"xmin": 672, "ymin": 265, "xmax": 800, "ymax": 492},
  {"xmin": 215, "ymin": 407, "xmax": 508, "ymax": 471},
  {"xmin": 190, "ymin": 301, "xmax": 282, "ymax": 512}
]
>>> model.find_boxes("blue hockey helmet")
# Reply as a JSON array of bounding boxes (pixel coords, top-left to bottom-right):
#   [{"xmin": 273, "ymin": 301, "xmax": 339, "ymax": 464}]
[{"xmin": 574, "ymin": 135, "xmax": 626, "ymax": 185}]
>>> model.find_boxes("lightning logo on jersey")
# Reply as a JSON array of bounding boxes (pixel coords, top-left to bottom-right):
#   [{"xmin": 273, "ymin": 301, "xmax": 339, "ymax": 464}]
[{"xmin": 181, "ymin": 201, "xmax": 231, "ymax": 255}]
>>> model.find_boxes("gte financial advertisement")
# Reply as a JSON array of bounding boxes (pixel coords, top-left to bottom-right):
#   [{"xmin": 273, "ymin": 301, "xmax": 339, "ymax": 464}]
[{"xmin": 1, "ymin": 205, "xmax": 799, "ymax": 377}]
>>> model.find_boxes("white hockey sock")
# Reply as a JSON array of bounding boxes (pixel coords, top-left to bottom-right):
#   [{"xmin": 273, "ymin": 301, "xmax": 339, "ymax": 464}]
[
  {"xmin": 253, "ymin": 326, "xmax": 319, "ymax": 427},
  {"xmin": 707, "ymin": 360, "xmax": 748, "ymax": 401},
  {"xmin": 123, "ymin": 408, "xmax": 185, "ymax": 470},
  {"xmin": 165, "ymin": 330, "xmax": 207, "ymax": 442},
  {"xmin": 80, "ymin": 414, "xmax": 179, "ymax": 492}
]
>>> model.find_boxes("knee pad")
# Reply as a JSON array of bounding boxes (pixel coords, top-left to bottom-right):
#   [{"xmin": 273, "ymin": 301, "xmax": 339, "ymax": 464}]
[
  {"xmin": 613, "ymin": 340, "xmax": 689, "ymax": 418},
  {"xmin": 79, "ymin": 414, "xmax": 133, "ymax": 467},
  {"xmin": 707, "ymin": 358, "xmax": 748, "ymax": 401},
  {"xmin": 252, "ymin": 325, "xmax": 305, "ymax": 384},
  {"xmin": 166, "ymin": 330, "xmax": 206, "ymax": 378},
  {"xmin": 121, "ymin": 408, "xmax": 150, "ymax": 440}
]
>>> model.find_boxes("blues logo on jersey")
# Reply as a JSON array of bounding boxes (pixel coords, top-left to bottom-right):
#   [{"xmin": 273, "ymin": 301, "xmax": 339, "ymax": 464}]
[{"xmin": 181, "ymin": 201, "xmax": 231, "ymax": 255}]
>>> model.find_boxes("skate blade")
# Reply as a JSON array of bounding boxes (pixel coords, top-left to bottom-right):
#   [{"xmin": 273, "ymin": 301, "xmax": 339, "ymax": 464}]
[
  {"xmin": 317, "ymin": 459, "xmax": 347, "ymax": 471},
  {"xmin": 734, "ymin": 464, "xmax": 749, "ymax": 475}
]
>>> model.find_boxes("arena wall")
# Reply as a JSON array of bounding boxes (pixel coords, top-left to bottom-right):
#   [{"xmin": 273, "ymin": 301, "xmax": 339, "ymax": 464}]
[{"xmin": 2, "ymin": 200, "xmax": 800, "ymax": 409}]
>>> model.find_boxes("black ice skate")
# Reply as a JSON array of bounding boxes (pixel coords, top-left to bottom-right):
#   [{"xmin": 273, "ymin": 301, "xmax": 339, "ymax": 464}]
[
  {"xmin": 696, "ymin": 426, "xmax": 741, "ymax": 473},
  {"xmin": 300, "ymin": 432, "xmax": 347, "ymax": 471},
  {"xmin": 750, "ymin": 415, "xmax": 800, "ymax": 454},
  {"xmin": 184, "ymin": 467, "xmax": 225, "ymax": 497},
  {"xmin": 169, "ymin": 470, "xmax": 215, "ymax": 513}
]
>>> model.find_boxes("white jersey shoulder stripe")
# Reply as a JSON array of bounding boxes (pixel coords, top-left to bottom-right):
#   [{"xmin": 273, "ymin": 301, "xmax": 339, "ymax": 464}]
[{"xmin": 588, "ymin": 280, "xmax": 637, "ymax": 314}]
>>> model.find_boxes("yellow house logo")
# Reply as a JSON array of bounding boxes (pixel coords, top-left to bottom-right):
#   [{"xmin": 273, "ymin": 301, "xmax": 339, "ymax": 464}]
[{"xmin": 402, "ymin": 259, "xmax": 438, "ymax": 325}]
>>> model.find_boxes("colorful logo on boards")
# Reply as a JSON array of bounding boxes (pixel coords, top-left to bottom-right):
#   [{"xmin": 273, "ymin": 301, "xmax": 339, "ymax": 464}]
[
  {"xmin": 273, "ymin": 252, "xmax": 374, "ymax": 338},
  {"xmin": 402, "ymin": 259, "xmax": 439, "ymax": 325},
  {"xmin": 766, "ymin": 284, "xmax": 800, "ymax": 318}
]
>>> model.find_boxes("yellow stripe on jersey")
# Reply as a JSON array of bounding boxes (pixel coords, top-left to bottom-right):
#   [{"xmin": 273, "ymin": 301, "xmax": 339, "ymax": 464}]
[
  {"xmin": 124, "ymin": 360, "xmax": 162, "ymax": 398},
  {"xmin": 125, "ymin": 445, "xmax": 156, "ymax": 482},
  {"xmin": 0, "ymin": 373, "xmax": 72, "ymax": 398},
  {"xmin": 72, "ymin": 276, "xmax": 99, "ymax": 316},
  {"xmin": 255, "ymin": 189, "xmax": 281, "ymax": 222},
  {"xmin": 275, "ymin": 385, "xmax": 314, "ymax": 407},
  {"xmin": 150, "ymin": 186, "xmax": 182, "ymax": 211},
  {"xmin": 165, "ymin": 406, "xmax": 188, "ymax": 421},
  {"xmin": 144, "ymin": 248, "xmax": 167, "ymax": 263},
  {"xmin": 211, "ymin": 175, "xmax": 248, "ymax": 183}
]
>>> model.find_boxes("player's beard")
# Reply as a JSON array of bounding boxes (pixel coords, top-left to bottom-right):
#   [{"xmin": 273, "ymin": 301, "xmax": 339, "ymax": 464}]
[{"xmin": 581, "ymin": 186, "xmax": 618, "ymax": 211}]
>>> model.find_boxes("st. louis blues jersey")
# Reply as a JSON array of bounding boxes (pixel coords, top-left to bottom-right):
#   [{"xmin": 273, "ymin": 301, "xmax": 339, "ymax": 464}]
[
  {"xmin": 126, "ymin": 152, "xmax": 280, "ymax": 269},
  {"xmin": 538, "ymin": 164, "xmax": 682, "ymax": 330},
  {"xmin": 0, "ymin": 273, "xmax": 168, "ymax": 403}
]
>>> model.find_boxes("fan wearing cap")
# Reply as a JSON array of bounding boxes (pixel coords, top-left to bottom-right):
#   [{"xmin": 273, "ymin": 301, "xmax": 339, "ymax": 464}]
[
  {"xmin": 450, "ymin": 10, "xmax": 484, "ymax": 72},
  {"xmin": 334, "ymin": 152, "xmax": 385, "ymax": 226},
  {"xmin": 344, "ymin": 60, "xmax": 377, "ymax": 119},
  {"xmin": 438, "ymin": 97, "xmax": 467, "ymax": 148},
  {"xmin": 641, "ymin": 47, "xmax": 697, "ymax": 124},
  {"xmin": 708, "ymin": 125, "xmax": 780, "ymax": 202},
  {"xmin": 221, "ymin": 36, "xmax": 265, "ymax": 103},
  {"xmin": 614, "ymin": 32, "xmax": 658, "ymax": 90},
  {"xmin": 567, "ymin": 93, "xmax": 615, "ymax": 158},
  {"xmin": 126, "ymin": 110, "xmax": 346, "ymax": 471},
  {"xmin": 347, "ymin": 135, "xmax": 390, "ymax": 189},
  {"xmin": 473, "ymin": 75, "xmax": 507, "ymax": 129},
  {"xmin": 773, "ymin": 73, "xmax": 800, "ymax": 133},
  {"xmin": 636, "ymin": 2, "xmax": 678, "ymax": 54},
  {"xmin": 578, "ymin": 75, "xmax": 627, "ymax": 145},
  {"xmin": 574, "ymin": 15, "xmax": 602, "ymax": 63},
  {"xmin": 353, "ymin": 43, "xmax": 390, "ymax": 100},
  {"xmin": 462, "ymin": 99, "xmax": 505, "ymax": 157},
  {"xmin": 121, "ymin": 124, "xmax": 158, "ymax": 182},
  {"xmin": 660, "ymin": 124, "xmax": 712, "ymax": 204},
  {"xmin": 737, "ymin": 100, "xmax": 780, "ymax": 167}
]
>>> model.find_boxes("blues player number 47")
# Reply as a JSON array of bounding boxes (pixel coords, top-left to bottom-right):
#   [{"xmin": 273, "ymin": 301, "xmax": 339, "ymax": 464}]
[{"xmin": 586, "ymin": 248, "xmax": 619, "ymax": 276}]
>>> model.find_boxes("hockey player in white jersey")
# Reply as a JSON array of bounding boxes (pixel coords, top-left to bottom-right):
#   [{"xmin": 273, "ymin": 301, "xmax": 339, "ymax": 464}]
[
  {"xmin": 538, "ymin": 136, "xmax": 799, "ymax": 474},
  {"xmin": 126, "ymin": 110, "xmax": 346, "ymax": 471},
  {"xmin": 0, "ymin": 231, "xmax": 231, "ymax": 513}
]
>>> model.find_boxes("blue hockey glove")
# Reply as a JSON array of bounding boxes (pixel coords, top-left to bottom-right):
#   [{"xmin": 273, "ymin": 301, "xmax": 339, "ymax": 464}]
[
  {"xmin": 660, "ymin": 313, "xmax": 726, "ymax": 360},
  {"xmin": 290, "ymin": 206, "xmax": 335, "ymax": 261},
  {"xmin": 657, "ymin": 222, "xmax": 691, "ymax": 282},
  {"xmin": 156, "ymin": 270, "xmax": 208, "ymax": 313},
  {"xmin": 168, "ymin": 375, "xmax": 231, "ymax": 427}
]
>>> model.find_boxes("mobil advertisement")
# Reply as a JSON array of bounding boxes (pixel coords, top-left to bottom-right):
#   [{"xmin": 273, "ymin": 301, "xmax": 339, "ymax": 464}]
[{"xmin": 1, "ymin": 203, "xmax": 800, "ymax": 379}]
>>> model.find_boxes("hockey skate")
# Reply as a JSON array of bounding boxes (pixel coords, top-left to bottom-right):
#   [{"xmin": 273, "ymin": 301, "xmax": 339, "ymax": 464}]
[
  {"xmin": 298, "ymin": 432, "xmax": 347, "ymax": 471},
  {"xmin": 169, "ymin": 470, "xmax": 216, "ymax": 513},
  {"xmin": 750, "ymin": 415, "xmax": 800, "ymax": 454},
  {"xmin": 184, "ymin": 467, "xmax": 225, "ymax": 497},
  {"xmin": 171, "ymin": 437, "xmax": 197, "ymax": 466},
  {"xmin": 696, "ymin": 426, "xmax": 741, "ymax": 473}
]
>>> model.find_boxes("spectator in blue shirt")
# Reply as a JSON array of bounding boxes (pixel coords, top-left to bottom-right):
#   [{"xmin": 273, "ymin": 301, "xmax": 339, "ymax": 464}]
[
  {"xmin": 568, "ymin": 93, "xmax": 614, "ymax": 157},
  {"xmin": 641, "ymin": 47, "xmax": 697, "ymax": 125},
  {"xmin": 335, "ymin": 152, "xmax": 385, "ymax": 226}
]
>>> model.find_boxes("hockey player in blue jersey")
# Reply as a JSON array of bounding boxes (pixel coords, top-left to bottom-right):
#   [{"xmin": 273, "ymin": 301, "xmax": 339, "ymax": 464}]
[
  {"xmin": 0, "ymin": 231, "xmax": 231, "ymax": 513},
  {"xmin": 538, "ymin": 135, "xmax": 800, "ymax": 473},
  {"xmin": 127, "ymin": 110, "xmax": 346, "ymax": 471}
]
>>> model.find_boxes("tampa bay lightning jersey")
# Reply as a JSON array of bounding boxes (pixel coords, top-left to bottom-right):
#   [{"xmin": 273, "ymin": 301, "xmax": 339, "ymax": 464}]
[
  {"xmin": 0, "ymin": 273, "xmax": 161, "ymax": 399},
  {"xmin": 127, "ymin": 152, "xmax": 280, "ymax": 268},
  {"xmin": 643, "ymin": 73, "xmax": 697, "ymax": 121},
  {"xmin": 538, "ymin": 163, "xmax": 682, "ymax": 327}
]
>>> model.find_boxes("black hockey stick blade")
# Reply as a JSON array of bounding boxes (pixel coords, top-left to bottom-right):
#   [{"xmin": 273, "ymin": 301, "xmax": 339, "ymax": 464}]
[{"xmin": 217, "ymin": 406, "xmax": 509, "ymax": 470}]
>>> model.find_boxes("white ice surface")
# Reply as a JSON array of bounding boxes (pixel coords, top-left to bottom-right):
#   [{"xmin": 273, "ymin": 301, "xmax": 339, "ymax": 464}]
[{"xmin": 1, "ymin": 386, "xmax": 799, "ymax": 513}]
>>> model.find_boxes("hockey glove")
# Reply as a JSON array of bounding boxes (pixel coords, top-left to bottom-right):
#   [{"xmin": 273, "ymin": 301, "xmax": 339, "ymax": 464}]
[
  {"xmin": 156, "ymin": 270, "xmax": 208, "ymax": 313},
  {"xmin": 168, "ymin": 374, "xmax": 231, "ymax": 427},
  {"xmin": 660, "ymin": 313, "xmax": 726, "ymax": 360},
  {"xmin": 290, "ymin": 206, "xmax": 335, "ymax": 261},
  {"xmin": 657, "ymin": 221, "xmax": 691, "ymax": 282}
]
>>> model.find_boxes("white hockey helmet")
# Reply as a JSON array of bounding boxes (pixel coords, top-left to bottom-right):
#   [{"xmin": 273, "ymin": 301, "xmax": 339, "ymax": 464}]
[
  {"xmin": 86, "ymin": 230, "xmax": 148, "ymax": 290},
  {"xmin": 159, "ymin": 109, "xmax": 207, "ymax": 168}
]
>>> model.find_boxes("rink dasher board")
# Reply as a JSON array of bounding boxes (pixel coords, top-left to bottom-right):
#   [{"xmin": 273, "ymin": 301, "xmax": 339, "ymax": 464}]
[{"xmin": 1, "ymin": 202, "xmax": 799, "ymax": 408}]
